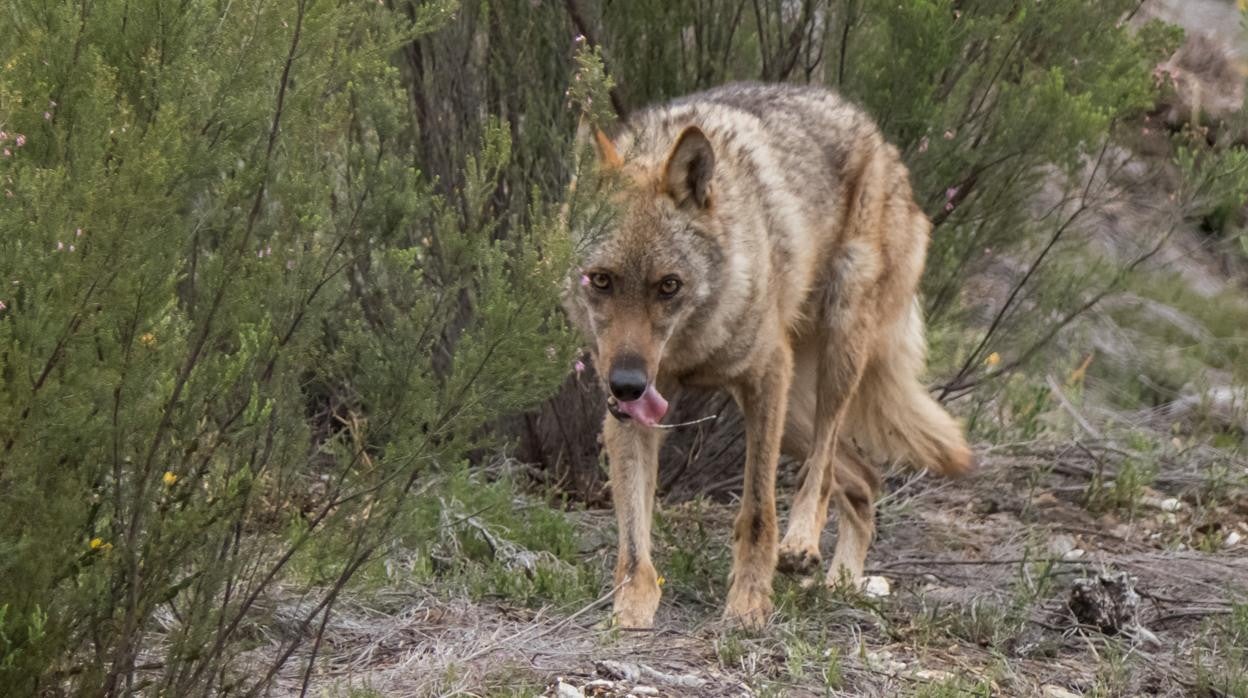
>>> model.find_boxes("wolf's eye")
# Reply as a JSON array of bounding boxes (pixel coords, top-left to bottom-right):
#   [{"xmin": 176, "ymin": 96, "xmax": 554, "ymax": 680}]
[
  {"xmin": 589, "ymin": 273, "xmax": 612, "ymax": 291},
  {"xmin": 658, "ymin": 276, "xmax": 682, "ymax": 299}
]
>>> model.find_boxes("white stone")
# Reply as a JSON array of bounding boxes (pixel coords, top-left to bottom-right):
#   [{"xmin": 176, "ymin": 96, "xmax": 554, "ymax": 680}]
[
  {"xmin": 1042, "ymin": 686, "xmax": 1082, "ymax": 698},
  {"xmin": 863, "ymin": 575, "xmax": 892, "ymax": 598},
  {"xmin": 913, "ymin": 669, "xmax": 955, "ymax": 682},
  {"xmin": 1226, "ymin": 530, "xmax": 1243, "ymax": 547}
]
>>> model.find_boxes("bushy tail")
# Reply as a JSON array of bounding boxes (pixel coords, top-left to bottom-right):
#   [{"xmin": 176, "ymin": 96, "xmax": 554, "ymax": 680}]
[{"xmin": 846, "ymin": 303, "xmax": 975, "ymax": 477}]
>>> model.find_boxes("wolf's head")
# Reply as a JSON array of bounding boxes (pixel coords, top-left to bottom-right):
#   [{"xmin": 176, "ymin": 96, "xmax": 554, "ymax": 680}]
[{"xmin": 566, "ymin": 125, "xmax": 725, "ymax": 426}]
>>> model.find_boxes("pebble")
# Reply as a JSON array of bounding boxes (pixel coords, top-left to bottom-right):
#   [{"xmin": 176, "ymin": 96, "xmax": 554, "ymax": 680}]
[
  {"xmin": 863, "ymin": 575, "xmax": 891, "ymax": 598},
  {"xmin": 1042, "ymin": 686, "xmax": 1082, "ymax": 698},
  {"xmin": 913, "ymin": 669, "xmax": 955, "ymax": 682}
]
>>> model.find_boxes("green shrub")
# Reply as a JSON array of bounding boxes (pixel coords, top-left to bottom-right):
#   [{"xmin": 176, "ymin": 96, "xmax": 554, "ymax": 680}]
[{"xmin": 0, "ymin": 1, "xmax": 576, "ymax": 693}]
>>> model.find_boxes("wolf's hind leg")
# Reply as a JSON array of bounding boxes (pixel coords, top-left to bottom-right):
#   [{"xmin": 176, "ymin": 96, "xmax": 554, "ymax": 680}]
[
  {"xmin": 778, "ymin": 322, "xmax": 872, "ymax": 582},
  {"xmin": 604, "ymin": 414, "xmax": 664, "ymax": 628},
  {"xmin": 825, "ymin": 445, "xmax": 881, "ymax": 586}
]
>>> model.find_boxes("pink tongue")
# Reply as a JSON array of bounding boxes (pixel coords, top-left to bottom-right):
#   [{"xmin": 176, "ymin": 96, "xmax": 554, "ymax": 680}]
[{"xmin": 616, "ymin": 384, "xmax": 669, "ymax": 427}]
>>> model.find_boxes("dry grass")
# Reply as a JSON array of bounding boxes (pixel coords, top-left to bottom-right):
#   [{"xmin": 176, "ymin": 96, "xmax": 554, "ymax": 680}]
[{"xmin": 233, "ymin": 433, "xmax": 1246, "ymax": 697}]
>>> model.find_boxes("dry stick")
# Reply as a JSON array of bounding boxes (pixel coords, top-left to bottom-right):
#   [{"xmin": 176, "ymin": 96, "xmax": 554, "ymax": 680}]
[
  {"xmin": 460, "ymin": 578, "xmax": 629, "ymax": 664},
  {"xmin": 873, "ymin": 557, "xmax": 1086, "ymax": 569}
]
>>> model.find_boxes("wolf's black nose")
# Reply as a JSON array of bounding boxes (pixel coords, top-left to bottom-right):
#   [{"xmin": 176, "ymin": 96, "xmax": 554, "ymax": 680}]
[{"xmin": 608, "ymin": 356, "xmax": 648, "ymax": 402}]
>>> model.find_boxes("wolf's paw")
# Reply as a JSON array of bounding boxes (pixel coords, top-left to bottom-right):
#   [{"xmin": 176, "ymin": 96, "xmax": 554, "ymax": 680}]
[
  {"xmin": 612, "ymin": 577, "xmax": 661, "ymax": 629},
  {"xmin": 776, "ymin": 543, "xmax": 822, "ymax": 577},
  {"xmin": 723, "ymin": 582, "xmax": 774, "ymax": 630}
]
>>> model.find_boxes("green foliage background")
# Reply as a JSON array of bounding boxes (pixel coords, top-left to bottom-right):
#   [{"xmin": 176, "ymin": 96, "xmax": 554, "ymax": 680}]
[
  {"xmin": 0, "ymin": 1, "xmax": 576, "ymax": 693},
  {"xmin": 0, "ymin": 0, "xmax": 1243, "ymax": 694}
]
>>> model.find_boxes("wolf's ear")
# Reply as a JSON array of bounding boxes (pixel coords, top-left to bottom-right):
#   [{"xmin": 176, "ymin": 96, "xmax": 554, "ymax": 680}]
[
  {"xmin": 593, "ymin": 127, "xmax": 623, "ymax": 169},
  {"xmin": 574, "ymin": 116, "xmax": 623, "ymax": 170},
  {"xmin": 664, "ymin": 126, "xmax": 714, "ymax": 209}
]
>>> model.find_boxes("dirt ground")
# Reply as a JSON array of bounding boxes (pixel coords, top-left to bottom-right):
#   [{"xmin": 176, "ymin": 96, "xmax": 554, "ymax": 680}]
[{"xmin": 256, "ymin": 436, "xmax": 1247, "ymax": 697}]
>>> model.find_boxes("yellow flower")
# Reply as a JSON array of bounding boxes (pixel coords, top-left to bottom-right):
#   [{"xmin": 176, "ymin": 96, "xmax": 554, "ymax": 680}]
[
  {"xmin": 89, "ymin": 537, "xmax": 112, "ymax": 551},
  {"xmin": 139, "ymin": 332, "xmax": 157, "ymax": 348},
  {"xmin": 656, "ymin": 575, "xmax": 665, "ymax": 588},
  {"xmin": 984, "ymin": 352, "xmax": 1001, "ymax": 368},
  {"xmin": 162, "ymin": 471, "xmax": 178, "ymax": 486}
]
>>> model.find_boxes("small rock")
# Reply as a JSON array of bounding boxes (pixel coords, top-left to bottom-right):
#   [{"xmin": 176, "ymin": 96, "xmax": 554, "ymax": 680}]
[
  {"xmin": 1142, "ymin": 490, "xmax": 1184, "ymax": 512},
  {"xmin": 1042, "ymin": 686, "xmax": 1082, "ymax": 698},
  {"xmin": 631, "ymin": 687, "xmax": 659, "ymax": 696},
  {"xmin": 1226, "ymin": 530, "xmax": 1243, "ymax": 547},
  {"xmin": 865, "ymin": 649, "xmax": 907, "ymax": 676},
  {"xmin": 1032, "ymin": 492, "xmax": 1060, "ymax": 508},
  {"xmin": 863, "ymin": 575, "xmax": 891, "ymax": 598},
  {"xmin": 913, "ymin": 669, "xmax": 955, "ymax": 682},
  {"xmin": 1062, "ymin": 548, "xmax": 1086, "ymax": 561},
  {"xmin": 553, "ymin": 678, "xmax": 584, "ymax": 698},
  {"xmin": 1049, "ymin": 534, "xmax": 1077, "ymax": 557}
]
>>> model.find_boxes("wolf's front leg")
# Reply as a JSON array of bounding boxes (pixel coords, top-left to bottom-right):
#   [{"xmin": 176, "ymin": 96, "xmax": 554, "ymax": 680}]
[
  {"xmin": 724, "ymin": 346, "xmax": 792, "ymax": 629},
  {"xmin": 603, "ymin": 413, "xmax": 664, "ymax": 628}
]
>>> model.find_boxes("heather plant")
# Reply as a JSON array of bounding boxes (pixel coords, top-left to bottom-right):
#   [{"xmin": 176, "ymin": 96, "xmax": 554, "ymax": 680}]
[{"xmin": 0, "ymin": 1, "xmax": 578, "ymax": 693}]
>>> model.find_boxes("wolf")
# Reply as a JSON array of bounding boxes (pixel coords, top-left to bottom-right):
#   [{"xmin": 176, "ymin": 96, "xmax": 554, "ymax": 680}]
[{"xmin": 562, "ymin": 82, "xmax": 974, "ymax": 629}]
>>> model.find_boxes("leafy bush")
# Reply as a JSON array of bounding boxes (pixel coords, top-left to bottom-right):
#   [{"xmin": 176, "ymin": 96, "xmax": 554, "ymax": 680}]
[{"xmin": 0, "ymin": 1, "xmax": 575, "ymax": 693}]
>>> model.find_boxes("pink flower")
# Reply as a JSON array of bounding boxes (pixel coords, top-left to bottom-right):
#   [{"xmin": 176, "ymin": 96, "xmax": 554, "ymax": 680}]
[
  {"xmin": 14, "ymin": 134, "xmax": 24, "ymax": 147},
  {"xmin": 574, "ymin": 34, "xmax": 586, "ymax": 44},
  {"xmin": 579, "ymin": 273, "xmax": 590, "ymax": 287},
  {"xmin": 945, "ymin": 202, "xmax": 954, "ymax": 212},
  {"xmin": 75, "ymin": 227, "xmax": 82, "ymax": 237},
  {"xmin": 43, "ymin": 112, "xmax": 51, "ymax": 121},
  {"xmin": 917, "ymin": 136, "xmax": 929, "ymax": 153},
  {"xmin": 574, "ymin": 359, "xmax": 586, "ymax": 374},
  {"xmin": 0, "ymin": 300, "xmax": 7, "ymax": 312},
  {"xmin": 943, "ymin": 129, "xmax": 955, "ymax": 140},
  {"xmin": 68, "ymin": 244, "xmax": 75, "ymax": 252},
  {"xmin": 2, "ymin": 149, "xmax": 9, "ymax": 158},
  {"xmin": 945, "ymin": 186, "xmax": 959, "ymax": 201},
  {"xmin": 0, "ymin": 131, "xmax": 7, "ymax": 141},
  {"xmin": 56, "ymin": 241, "xmax": 64, "ymax": 251}
]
